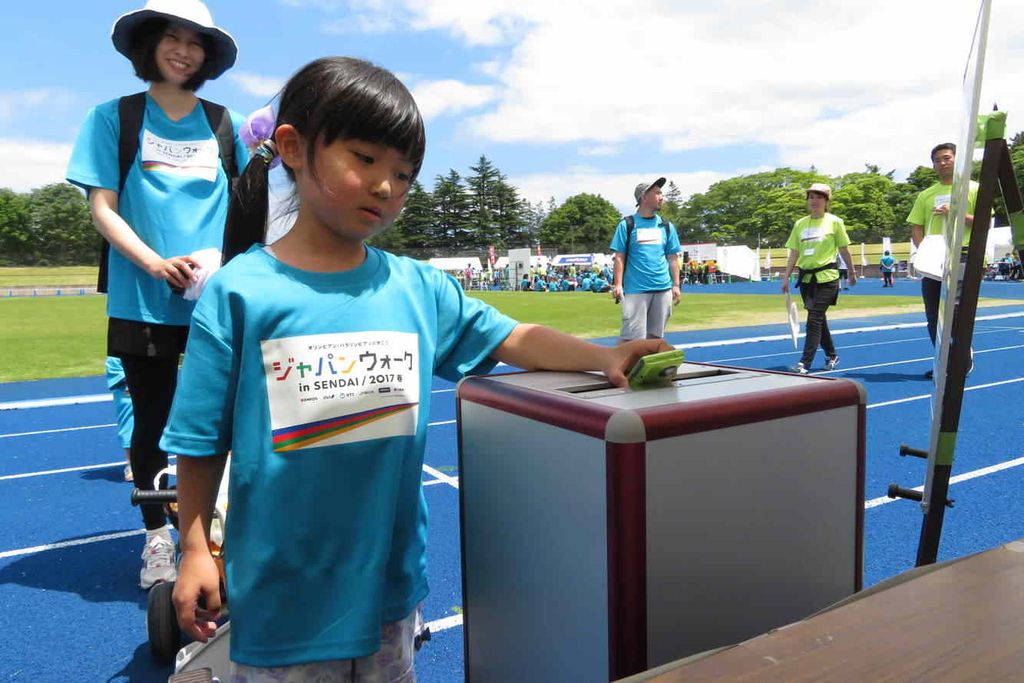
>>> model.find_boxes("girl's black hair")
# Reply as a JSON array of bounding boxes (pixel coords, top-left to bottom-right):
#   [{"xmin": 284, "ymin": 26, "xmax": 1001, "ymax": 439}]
[
  {"xmin": 223, "ymin": 57, "xmax": 427, "ymax": 261},
  {"xmin": 128, "ymin": 19, "xmax": 217, "ymax": 92}
]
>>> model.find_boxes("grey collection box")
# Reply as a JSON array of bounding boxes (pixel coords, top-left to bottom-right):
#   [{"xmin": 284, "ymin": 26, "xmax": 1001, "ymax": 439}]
[{"xmin": 457, "ymin": 363, "xmax": 865, "ymax": 682}]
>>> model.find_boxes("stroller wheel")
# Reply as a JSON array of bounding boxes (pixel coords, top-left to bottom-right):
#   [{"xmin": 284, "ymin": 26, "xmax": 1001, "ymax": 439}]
[{"xmin": 148, "ymin": 580, "xmax": 182, "ymax": 664}]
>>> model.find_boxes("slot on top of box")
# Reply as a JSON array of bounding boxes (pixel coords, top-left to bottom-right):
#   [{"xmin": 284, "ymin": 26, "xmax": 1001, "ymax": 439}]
[{"xmin": 559, "ymin": 366, "xmax": 739, "ymax": 395}]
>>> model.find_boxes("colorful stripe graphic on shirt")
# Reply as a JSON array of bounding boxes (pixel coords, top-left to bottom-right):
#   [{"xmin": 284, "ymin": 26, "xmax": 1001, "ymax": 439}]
[{"xmin": 272, "ymin": 402, "xmax": 416, "ymax": 452}]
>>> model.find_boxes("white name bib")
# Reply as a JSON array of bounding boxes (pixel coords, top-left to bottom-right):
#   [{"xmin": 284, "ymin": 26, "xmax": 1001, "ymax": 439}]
[
  {"xmin": 141, "ymin": 130, "xmax": 219, "ymax": 182},
  {"xmin": 635, "ymin": 227, "xmax": 663, "ymax": 245}
]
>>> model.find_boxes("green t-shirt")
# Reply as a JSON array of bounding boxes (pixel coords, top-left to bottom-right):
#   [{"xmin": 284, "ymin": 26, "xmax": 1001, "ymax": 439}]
[
  {"xmin": 906, "ymin": 181, "xmax": 979, "ymax": 246},
  {"xmin": 785, "ymin": 213, "xmax": 850, "ymax": 283}
]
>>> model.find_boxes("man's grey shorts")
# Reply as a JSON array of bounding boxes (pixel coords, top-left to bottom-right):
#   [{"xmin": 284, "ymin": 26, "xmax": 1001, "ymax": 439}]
[{"xmin": 620, "ymin": 290, "xmax": 673, "ymax": 341}]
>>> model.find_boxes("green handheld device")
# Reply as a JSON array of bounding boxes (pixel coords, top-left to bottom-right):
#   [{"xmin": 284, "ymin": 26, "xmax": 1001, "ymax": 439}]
[{"xmin": 627, "ymin": 349, "xmax": 685, "ymax": 389}]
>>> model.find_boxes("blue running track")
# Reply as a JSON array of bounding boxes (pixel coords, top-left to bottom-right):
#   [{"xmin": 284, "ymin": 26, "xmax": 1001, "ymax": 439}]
[{"xmin": 2, "ymin": 282, "xmax": 1023, "ymax": 681}]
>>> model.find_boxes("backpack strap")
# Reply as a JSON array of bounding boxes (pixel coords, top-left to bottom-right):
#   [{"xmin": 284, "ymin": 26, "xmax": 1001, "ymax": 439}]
[
  {"xmin": 623, "ymin": 214, "xmax": 635, "ymax": 264},
  {"xmin": 117, "ymin": 93, "xmax": 147, "ymax": 192},
  {"xmin": 96, "ymin": 93, "xmax": 148, "ymax": 293},
  {"xmin": 199, "ymin": 98, "xmax": 238, "ymax": 180}
]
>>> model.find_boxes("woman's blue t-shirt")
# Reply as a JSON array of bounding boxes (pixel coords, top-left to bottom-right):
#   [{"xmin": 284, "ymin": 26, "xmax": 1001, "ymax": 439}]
[{"xmin": 66, "ymin": 94, "xmax": 248, "ymax": 326}]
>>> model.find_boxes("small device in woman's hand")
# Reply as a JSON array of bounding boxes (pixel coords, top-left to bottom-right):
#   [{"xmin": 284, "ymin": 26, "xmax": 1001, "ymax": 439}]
[{"xmin": 168, "ymin": 262, "xmax": 195, "ymax": 296}]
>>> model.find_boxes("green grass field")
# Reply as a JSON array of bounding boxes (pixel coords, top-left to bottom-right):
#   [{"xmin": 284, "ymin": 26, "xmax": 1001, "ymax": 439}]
[
  {"xmin": 468, "ymin": 291, "xmax": 929, "ymax": 340},
  {"xmin": 1, "ymin": 289, "xmax": 935, "ymax": 382},
  {"xmin": 0, "ymin": 266, "xmax": 99, "ymax": 287}
]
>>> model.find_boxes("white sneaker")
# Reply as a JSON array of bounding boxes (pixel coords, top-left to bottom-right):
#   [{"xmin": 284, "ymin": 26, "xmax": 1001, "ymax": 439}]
[
  {"xmin": 792, "ymin": 362, "xmax": 809, "ymax": 375},
  {"xmin": 140, "ymin": 532, "xmax": 177, "ymax": 590},
  {"xmin": 825, "ymin": 355, "xmax": 840, "ymax": 371}
]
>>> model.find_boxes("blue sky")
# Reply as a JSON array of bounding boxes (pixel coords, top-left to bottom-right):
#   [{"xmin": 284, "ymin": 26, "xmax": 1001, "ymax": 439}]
[{"xmin": 3, "ymin": 0, "xmax": 1023, "ymax": 214}]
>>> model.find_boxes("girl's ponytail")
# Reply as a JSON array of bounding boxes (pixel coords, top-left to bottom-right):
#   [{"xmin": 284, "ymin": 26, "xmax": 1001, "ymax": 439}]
[{"xmin": 222, "ymin": 139, "xmax": 275, "ymax": 263}]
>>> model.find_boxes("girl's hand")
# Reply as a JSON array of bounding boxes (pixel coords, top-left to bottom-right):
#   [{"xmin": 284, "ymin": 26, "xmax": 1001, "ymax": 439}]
[
  {"xmin": 148, "ymin": 255, "xmax": 199, "ymax": 289},
  {"xmin": 606, "ymin": 339, "xmax": 675, "ymax": 387},
  {"xmin": 173, "ymin": 549, "xmax": 222, "ymax": 642}
]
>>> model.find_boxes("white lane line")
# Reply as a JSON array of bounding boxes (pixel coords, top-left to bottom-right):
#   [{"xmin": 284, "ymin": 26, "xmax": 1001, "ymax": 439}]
[
  {"xmin": 2, "ymin": 417, "xmax": 456, "ymax": 441},
  {"xmin": 0, "ymin": 393, "xmax": 114, "ymax": 411},
  {"xmin": 5, "ymin": 312, "xmax": 1020, "ymax": 412},
  {"xmin": 868, "ymin": 394, "xmax": 932, "ymax": 409},
  {"xmin": 0, "ymin": 529, "xmax": 146, "ymax": 560},
  {"xmin": 674, "ymin": 311, "xmax": 1024, "ymax": 352},
  {"xmin": 0, "ymin": 460, "xmax": 125, "ymax": 482},
  {"xmin": 866, "ymin": 376, "xmax": 1024, "ymax": 409},
  {"xmin": 0, "ymin": 462, "xmax": 461, "ymax": 558},
  {"xmin": 0, "ymin": 526, "xmax": 468, "ymax": 634},
  {"xmin": 709, "ymin": 328, "xmax": 1011, "ymax": 364},
  {"xmin": 423, "ymin": 463, "xmax": 459, "ymax": 489},
  {"xmin": 815, "ymin": 343, "xmax": 1024, "ymax": 377},
  {"xmin": 425, "ymin": 614, "xmax": 463, "ymax": 633},
  {"xmin": 0, "ymin": 422, "xmax": 116, "ymax": 440},
  {"xmin": 6, "ymin": 451, "xmax": 1024, "ymax": 560},
  {"xmin": 1, "ymin": 419, "xmax": 461, "ymax": 480},
  {"xmin": 0, "ymin": 386, "xmax": 458, "ymax": 412},
  {"xmin": 865, "ymin": 455, "xmax": 1024, "ymax": 509},
  {"xmin": 713, "ymin": 337, "xmax": 927, "ymax": 364}
]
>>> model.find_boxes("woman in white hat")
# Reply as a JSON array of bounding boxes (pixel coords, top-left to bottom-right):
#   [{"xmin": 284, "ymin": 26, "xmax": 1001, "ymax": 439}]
[
  {"xmin": 65, "ymin": 0, "xmax": 247, "ymax": 590},
  {"xmin": 781, "ymin": 183, "xmax": 857, "ymax": 375}
]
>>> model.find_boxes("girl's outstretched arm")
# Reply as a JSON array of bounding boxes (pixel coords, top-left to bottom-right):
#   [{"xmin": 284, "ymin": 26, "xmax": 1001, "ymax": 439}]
[
  {"xmin": 172, "ymin": 453, "xmax": 228, "ymax": 642},
  {"xmin": 492, "ymin": 323, "xmax": 674, "ymax": 387}
]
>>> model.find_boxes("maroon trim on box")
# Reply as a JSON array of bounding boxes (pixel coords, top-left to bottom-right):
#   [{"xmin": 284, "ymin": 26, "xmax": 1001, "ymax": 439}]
[
  {"xmin": 637, "ymin": 377, "xmax": 863, "ymax": 440},
  {"xmin": 607, "ymin": 442, "xmax": 647, "ymax": 680},
  {"xmin": 458, "ymin": 374, "xmax": 616, "ymax": 439},
  {"xmin": 455, "ymin": 392, "xmax": 475, "ymax": 681},
  {"xmin": 855, "ymin": 400, "xmax": 866, "ymax": 592}
]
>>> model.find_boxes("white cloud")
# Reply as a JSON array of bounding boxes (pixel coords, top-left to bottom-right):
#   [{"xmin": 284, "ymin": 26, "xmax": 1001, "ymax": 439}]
[
  {"xmin": 0, "ymin": 139, "xmax": 73, "ymax": 192},
  {"xmin": 411, "ymin": 80, "xmax": 498, "ymax": 120},
  {"xmin": 388, "ymin": 0, "xmax": 1024, "ymax": 180},
  {"xmin": 324, "ymin": 14, "xmax": 400, "ymax": 34},
  {"xmin": 0, "ymin": 89, "xmax": 75, "ymax": 124},
  {"xmin": 230, "ymin": 72, "xmax": 287, "ymax": 98},
  {"xmin": 578, "ymin": 145, "xmax": 621, "ymax": 157}
]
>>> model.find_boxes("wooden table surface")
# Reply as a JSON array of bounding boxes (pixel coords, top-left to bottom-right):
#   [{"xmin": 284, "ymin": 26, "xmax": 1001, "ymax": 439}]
[{"xmin": 629, "ymin": 540, "xmax": 1024, "ymax": 682}]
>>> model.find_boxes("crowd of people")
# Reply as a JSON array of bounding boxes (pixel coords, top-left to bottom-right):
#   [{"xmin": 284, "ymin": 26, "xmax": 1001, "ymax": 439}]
[
  {"xmin": 516, "ymin": 264, "xmax": 614, "ymax": 292},
  {"xmin": 986, "ymin": 252, "xmax": 1023, "ymax": 280}
]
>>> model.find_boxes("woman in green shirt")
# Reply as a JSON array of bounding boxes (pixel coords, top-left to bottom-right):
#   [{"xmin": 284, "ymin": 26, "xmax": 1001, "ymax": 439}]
[{"xmin": 782, "ymin": 183, "xmax": 857, "ymax": 374}]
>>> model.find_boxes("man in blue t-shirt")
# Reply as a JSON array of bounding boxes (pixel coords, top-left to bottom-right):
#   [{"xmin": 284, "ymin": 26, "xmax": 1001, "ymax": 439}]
[{"xmin": 609, "ymin": 177, "xmax": 682, "ymax": 341}]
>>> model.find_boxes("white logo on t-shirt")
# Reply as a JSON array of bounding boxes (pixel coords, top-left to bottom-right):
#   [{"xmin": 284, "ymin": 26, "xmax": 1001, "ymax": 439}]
[
  {"xmin": 262, "ymin": 331, "xmax": 420, "ymax": 452},
  {"xmin": 141, "ymin": 130, "xmax": 219, "ymax": 182}
]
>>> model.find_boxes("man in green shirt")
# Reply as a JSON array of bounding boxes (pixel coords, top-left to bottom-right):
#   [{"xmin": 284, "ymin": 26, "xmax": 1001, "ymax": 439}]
[{"xmin": 907, "ymin": 142, "xmax": 979, "ymax": 379}]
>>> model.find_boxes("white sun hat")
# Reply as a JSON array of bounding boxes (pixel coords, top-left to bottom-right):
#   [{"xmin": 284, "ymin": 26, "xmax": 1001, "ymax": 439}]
[{"xmin": 111, "ymin": 0, "xmax": 238, "ymax": 80}]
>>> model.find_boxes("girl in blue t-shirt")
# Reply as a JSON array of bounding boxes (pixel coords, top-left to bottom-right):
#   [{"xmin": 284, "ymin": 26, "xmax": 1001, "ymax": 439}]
[
  {"xmin": 65, "ymin": 0, "xmax": 245, "ymax": 591},
  {"xmin": 166, "ymin": 56, "xmax": 671, "ymax": 680}
]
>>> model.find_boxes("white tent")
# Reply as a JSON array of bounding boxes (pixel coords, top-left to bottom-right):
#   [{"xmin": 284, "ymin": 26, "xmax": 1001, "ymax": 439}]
[
  {"xmin": 428, "ymin": 257, "xmax": 482, "ymax": 272},
  {"xmin": 552, "ymin": 253, "xmax": 597, "ymax": 266},
  {"xmin": 986, "ymin": 225, "xmax": 1013, "ymax": 262},
  {"xmin": 715, "ymin": 245, "xmax": 759, "ymax": 281},
  {"xmin": 680, "ymin": 242, "xmax": 718, "ymax": 262}
]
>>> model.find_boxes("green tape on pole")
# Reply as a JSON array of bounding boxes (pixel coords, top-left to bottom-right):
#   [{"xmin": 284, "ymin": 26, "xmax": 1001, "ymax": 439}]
[
  {"xmin": 1010, "ymin": 211, "xmax": 1024, "ymax": 249},
  {"xmin": 975, "ymin": 111, "xmax": 1007, "ymax": 145},
  {"xmin": 936, "ymin": 432, "xmax": 958, "ymax": 467}
]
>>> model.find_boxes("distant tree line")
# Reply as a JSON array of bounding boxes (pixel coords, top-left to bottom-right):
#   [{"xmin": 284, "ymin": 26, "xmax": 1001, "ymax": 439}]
[
  {"xmin": 0, "ymin": 184, "xmax": 96, "ymax": 266},
  {"xmin": 3, "ymin": 136, "xmax": 1022, "ymax": 266}
]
